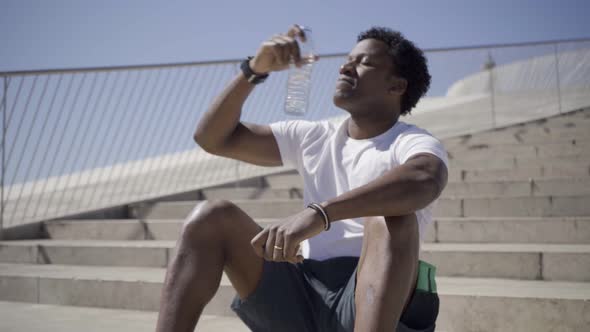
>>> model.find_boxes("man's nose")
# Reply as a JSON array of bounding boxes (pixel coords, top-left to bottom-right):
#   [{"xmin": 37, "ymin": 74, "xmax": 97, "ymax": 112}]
[{"xmin": 339, "ymin": 61, "xmax": 355, "ymax": 76}]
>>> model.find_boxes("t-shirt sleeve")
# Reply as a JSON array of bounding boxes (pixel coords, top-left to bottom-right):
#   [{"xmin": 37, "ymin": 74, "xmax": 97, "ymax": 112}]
[
  {"xmin": 395, "ymin": 128, "xmax": 449, "ymax": 170},
  {"xmin": 269, "ymin": 120, "xmax": 319, "ymax": 169}
]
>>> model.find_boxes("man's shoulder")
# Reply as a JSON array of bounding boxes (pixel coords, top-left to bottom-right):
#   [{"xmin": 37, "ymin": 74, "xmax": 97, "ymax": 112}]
[
  {"xmin": 269, "ymin": 118, "xmax": 337, "ymax": 141},
  {"xmin": 391, "ymin": 122, "xmax": 446, "ymax": 157},
  {"xmin": 270, "ymin": 118, "xmax": 335, "ymax": 129},
  {"xmin": 396, "ymin": 121, "xmax": 437, "ymax": 139}
]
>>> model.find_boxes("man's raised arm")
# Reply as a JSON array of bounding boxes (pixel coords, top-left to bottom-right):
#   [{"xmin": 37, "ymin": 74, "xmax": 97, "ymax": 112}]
[{"xmin": 193, "ymin": 25, "xmax": 308, "ymax": 167}]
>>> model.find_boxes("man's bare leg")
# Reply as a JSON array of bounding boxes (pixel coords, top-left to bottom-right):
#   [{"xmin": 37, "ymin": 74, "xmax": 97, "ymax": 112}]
[
  {"xmin": 354, "ymin": 214, "xmax": 420, "ymax": 332},
  {"xmin": 155, "ymin": 200, "xmax": 265, "ymax": 332}
]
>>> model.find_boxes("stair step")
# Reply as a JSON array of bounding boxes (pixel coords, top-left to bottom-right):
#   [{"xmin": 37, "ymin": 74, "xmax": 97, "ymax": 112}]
[
  {"xmin": 460, "ymin": 195, "xmax": 590, "ymax": 217},
  {"xmin": 421, "ymin": 243, "xmax": 590, "ymax": 281},
  {"xmin": 449, "ymin": 165, "xmax": 590, "ymax": 182},
  {"xmin": 451, "ymin": 156, "xmax": 589, "ymax": 171},
  {"xmin": 43, "ymin": 218, "xmax": 273, "ymax": 241},
  {"xmin": 447, "ymin": 138, "xmax": 590, "ymax": 150},
  {"xmin": 447, "ymin": 142, "xmax": 590, "ymax": 160},
  {"xmin": 0, "ymin": 240, "xmax": 174, "ymax": 268},
  {"xmin": 266, "ymin": 161, "xmax": 590, "ymax": 188},
  {"xmin": 44, "ymin": 217, "xmax": 590, "ymax": 244},
  {"xmin": 0, "ymin": 263, "xmax": 588, "ymax": 330},
  {"xmin": 201, "ymin": 187, "xmax": 303, "ymax": 200},
  {"xmin": 447, "ymin": 119, "xmax": 590, "ymax": 138},
  {"xmin": 430, "ymin": 217, "xmax": 590, "ymax": 244},
  {"xmin": 444, "ymin": 126, "xmax": 590, "ymax": 147},
  {"xmin": 200, "ymin": 178, "xmax": 590, "ymax": 200},
  {"xmin": 445, "ymin": 134, "xmax": 590, "ymax": 147},
  {"xmin": 1, "ymin": 242, "xmax": 589, "ymax": 281},
  {"xmin": 129, "ymin": 195, "xmax": 590, "ymax": 219},
  {"xmin": 264, "ymin": 173, "xmax": 302, "ymax": 189},
  {"xmin": 0, "ymin": 301, "xmax": 248, "ymax": 332},
  {"xmin": 435, "ymin": 277, "xmax": 590, "ymax": 331},
  {"xmin": 445, "ymin": 178, "xmax": 590, "ymax": 197}
]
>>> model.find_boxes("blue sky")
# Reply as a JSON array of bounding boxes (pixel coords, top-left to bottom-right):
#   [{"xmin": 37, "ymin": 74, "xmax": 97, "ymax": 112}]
[{"xmin": 1, "ymin": 0, "xmax": 589, "ymax": 72}]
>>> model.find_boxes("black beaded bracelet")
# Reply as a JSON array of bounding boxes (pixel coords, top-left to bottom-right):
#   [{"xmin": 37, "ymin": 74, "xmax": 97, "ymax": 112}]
[{"xmin": 307, "ymin": 203, "xmax": 331, "ymax": 231}]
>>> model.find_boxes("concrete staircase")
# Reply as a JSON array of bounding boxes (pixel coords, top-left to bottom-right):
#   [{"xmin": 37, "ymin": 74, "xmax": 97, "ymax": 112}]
[{"xmin": 1, "ymin": 108, "xmax": 590, "ymax": 331}]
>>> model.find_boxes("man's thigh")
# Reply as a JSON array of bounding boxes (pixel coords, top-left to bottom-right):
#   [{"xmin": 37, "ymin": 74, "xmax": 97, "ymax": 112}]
[{"xmin": 231, "ymin": 260, "xmax": 317, "ymax": 332}]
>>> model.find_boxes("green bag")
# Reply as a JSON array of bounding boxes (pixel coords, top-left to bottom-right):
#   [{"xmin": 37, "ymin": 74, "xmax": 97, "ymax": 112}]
[{"xmin": 415, "ymin": 260, "xmax": 437, "ymax": 294}]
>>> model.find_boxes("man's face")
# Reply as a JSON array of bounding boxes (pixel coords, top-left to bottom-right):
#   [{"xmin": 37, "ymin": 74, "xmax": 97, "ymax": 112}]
[{"xmin": 333, "ymin": 38, "xmax": 397, "ymax": 111}]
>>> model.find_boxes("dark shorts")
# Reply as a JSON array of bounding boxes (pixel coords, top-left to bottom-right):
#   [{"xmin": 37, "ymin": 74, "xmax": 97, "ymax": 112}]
[{"xmin": 231, "ymin": 257, "xmax": 439, "ymax": 332}]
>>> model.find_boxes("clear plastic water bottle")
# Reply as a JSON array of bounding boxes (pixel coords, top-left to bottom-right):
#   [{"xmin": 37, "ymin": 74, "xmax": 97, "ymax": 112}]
[{"xmin": 284, "ymin": 26, "xmax": 316, "ymax": 116}]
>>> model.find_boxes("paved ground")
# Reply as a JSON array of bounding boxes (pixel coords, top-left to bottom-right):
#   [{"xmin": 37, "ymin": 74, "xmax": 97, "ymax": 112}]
[{"xmin": 0, "ymin": 301, "xmax": 249, "ymax": 332}]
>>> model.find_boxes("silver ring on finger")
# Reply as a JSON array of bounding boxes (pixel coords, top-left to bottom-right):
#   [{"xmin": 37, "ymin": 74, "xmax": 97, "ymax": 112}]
[{"xmin": 273, "ymin": 236, "xmax": 285, "ymax": 260}]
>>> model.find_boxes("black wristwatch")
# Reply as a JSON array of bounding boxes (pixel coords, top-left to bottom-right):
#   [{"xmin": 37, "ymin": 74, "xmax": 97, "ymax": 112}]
[{"xmin": 241, "ymin": 56, "xmax": 269, "ymax": 84}]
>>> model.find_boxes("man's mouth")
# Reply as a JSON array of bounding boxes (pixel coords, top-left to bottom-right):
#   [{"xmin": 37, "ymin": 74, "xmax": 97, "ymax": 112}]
[{"xmin": 337, "ymin": 77, "xmax": 355, "ymax": 88}]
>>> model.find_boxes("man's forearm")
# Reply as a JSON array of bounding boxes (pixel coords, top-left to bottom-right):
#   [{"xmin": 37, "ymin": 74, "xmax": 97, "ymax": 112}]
[
  {"xmin": 320, "ymin": 155, "xmax": 447, "ymax": 222},
  {"xmin": 193, "ymin": 72, "xmax": 255, "ymax": 151}
]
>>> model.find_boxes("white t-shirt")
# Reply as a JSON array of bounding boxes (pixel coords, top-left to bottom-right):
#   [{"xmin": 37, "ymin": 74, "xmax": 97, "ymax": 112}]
[{"xmin": 269, "ymin": 116, "xmax": 449, "ymax": 261}]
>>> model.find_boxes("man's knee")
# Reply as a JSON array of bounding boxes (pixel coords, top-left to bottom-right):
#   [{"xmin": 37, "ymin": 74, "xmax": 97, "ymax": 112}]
[{"xmin": 180, "ymin": 199, "xmax": 240, "ymax": 241}]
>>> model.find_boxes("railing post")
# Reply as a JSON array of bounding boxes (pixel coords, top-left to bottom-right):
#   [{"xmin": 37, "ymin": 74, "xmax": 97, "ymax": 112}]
[
  {"xmin": 554, "ymin": 43, "xmax": 563, "ymax": 114},
  {"xmin": 233, "ymin": 63, "xmax": 241, "ymax": 189},
  {"xmin": 484, "ymin": 51, "xmax": 497, "ymax": 128},
  {"xmin": 1, "ymin": 76, "xmax": 7, "ymax": 239}
]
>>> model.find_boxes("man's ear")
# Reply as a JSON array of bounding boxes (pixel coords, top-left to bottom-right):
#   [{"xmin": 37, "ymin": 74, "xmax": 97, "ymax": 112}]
[{"xmin": 389, "ymin": 77, "xmax": 407, "ymax": 96}]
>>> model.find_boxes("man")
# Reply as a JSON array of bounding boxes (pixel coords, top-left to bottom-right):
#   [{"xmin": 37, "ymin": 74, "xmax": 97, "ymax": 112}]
[{"xmin": 156, "ymin": 25, "xmax": 448, "ymax": 332}]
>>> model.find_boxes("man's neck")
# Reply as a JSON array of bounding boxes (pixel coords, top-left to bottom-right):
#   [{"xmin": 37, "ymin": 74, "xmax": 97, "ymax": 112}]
[{"xmin": 347, "ymin": 113, "xmax": 399, "ymax": 140}]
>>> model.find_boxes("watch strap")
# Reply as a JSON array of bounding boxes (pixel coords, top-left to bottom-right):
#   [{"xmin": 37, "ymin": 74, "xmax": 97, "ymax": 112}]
[{"xmin": 241, "ymin": 56, "xmax": 269, "ymax": 84}]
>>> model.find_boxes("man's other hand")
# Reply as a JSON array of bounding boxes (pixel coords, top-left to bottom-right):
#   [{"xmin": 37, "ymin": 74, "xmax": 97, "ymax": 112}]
[{"xmin": 251, "ymin": 207, "xmax": 325, "ymax": 263}]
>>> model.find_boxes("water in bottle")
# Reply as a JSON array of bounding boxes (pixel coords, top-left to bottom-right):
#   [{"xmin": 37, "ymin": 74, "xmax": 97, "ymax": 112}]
[{"xmin": 285, "ymin": 26, "xmax": 317, "ymax": 116}]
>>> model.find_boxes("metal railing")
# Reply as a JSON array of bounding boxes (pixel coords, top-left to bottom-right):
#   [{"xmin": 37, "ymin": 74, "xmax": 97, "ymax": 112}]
[{"xmin": 1, "ymin": 37, "xmax": 589, "ymax": 231}]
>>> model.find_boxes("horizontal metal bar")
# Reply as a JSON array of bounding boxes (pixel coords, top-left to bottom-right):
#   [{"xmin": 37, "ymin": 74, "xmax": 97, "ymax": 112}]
[
  {"xmin": 0, "ymin": 59, "xmax": 242, "ymax": 77},
  {"xmin": 414, "ymin": 37, "xmax": 590, "ymax": 53},
  {"xmin": 2, "ymin": 37, "xmax": 589, "ymax": 77}
]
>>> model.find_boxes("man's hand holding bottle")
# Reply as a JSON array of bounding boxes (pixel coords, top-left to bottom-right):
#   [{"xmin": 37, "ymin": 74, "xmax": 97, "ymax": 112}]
[{"xmin": 249, "ymin": 24, "xmax": 318, "ymax": 75}]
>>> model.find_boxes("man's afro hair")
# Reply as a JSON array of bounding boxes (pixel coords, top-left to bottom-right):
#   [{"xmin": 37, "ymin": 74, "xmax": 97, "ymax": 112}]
[{"xmin": 357, "ymin": 27, "xmax": 431, "ymax": 115}]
